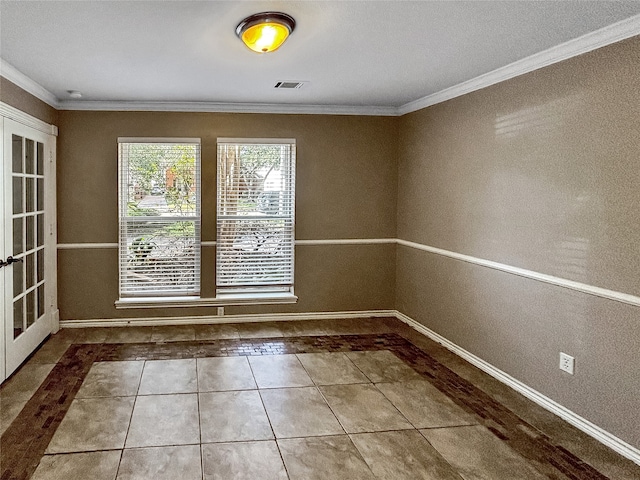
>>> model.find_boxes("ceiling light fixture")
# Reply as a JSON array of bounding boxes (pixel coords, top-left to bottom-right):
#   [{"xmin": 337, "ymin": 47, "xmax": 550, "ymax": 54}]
[
  {"xmin": 67, "ymin": 90, "xmax": 82, "ymax": 98},
  {"xmin": 236, "ymin": 12, "xmax": 296, "ymax": 53}
]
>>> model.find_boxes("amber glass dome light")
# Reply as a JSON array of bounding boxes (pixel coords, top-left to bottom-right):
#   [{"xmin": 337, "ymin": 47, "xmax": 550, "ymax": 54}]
[{"xmin": 236, "ymin": 12, "xmax": 296, "ymax": 53}]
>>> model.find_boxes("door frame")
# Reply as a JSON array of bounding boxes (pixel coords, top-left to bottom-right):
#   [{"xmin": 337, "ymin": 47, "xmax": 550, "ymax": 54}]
[{"xmin": 1, "ymin": 102, "xmax": 58, "ymax": 382}]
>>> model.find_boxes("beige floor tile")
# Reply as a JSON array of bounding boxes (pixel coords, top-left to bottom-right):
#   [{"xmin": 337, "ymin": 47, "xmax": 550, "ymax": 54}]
[
  {"xmin": 194, "ymin": 324, "xmax": 240, "ymax": 340},
  {"xmin": 420, "ymin": 425, "xmax": 547, "ymax": 480},
  {"xmin": 260, "ymin": 387, "xmax": 344, "ymax": 438},
  {"xmin": 279, "ymin": 320, "xmax": 328, "ymax": 337},
  {"xmin": 236, "ymin": 322, "xmax": 284, "ymax": 338},
  {"xmin": 380, "ymin": 317, "xmax": 407, "ymax": 331},
  {"xmin": 345, "ymin": 350, "xmax": 423, "ymax": 383},
  {"xmin": 278, "ymin": 435, "xmax": 375, "ymax": 480},
  {"xmin": 320, "ymin": 384, "xmax": 413, "ymax": 433},
  {"xmin": 202, "ymin": 441, "xmax": 288, "ymax": 480},
  {"xmin": 350, "ymin": 430, "xmax": 464, "ymax": 480},
  {"xmin": 29, "ymin": 340, "xmax": 70, "ymax": 364},
  {"xmin": 376, "ymin": 380, "xmax": 478, "ymax": 428},
  {"xmin": 138, "ymin": 359, "xmax": 197, "ymax": 394},
  {"xmin": 248, "ymin": 354, "xmax": 313, "ymax": 388},
  {"xmin": 117, "ymin": 445, "xmax": 202, "ymax": 480},
  {"xmin": 297, "ymin": 352, "xmax": 370, "ymax": 385},
  {"xmin": 197, "ymin": 357, "xmax": 257, "ymax": 391},
  {"xmin": 31, "ymin": 451, "xmax": 122, "ymax": 480},
  {"xmin": 369, "ymin": 316, "xmax": 397, "ymax": 331},
  {"xmin": 76, "ymin": 361, "xmax": 144, "ymax": 398},
  {"xmin": 49, "ymin": 328, "xmax": 79, "ymax": 344},
  {"xmin": 0, "ymin": 396, "xmax": 27, "ymax": 436},
  {"xmin": 47, "ymin": 397, "xmax": 135, "ymax": 453},
  {"xmin": 199, "ymin": 390, "xmax": 273, "ymax": 443},
  {"xmin": 322, "ymin": 318, "xmax": 389, "ymax": 335},
  {"xmin": 0, "ymin": 363, "xmax": 55, "ymax": 401},
  {"xmin": 150, "ymin": 325, "xmax": 196, "ymax": 342},
  {"xmin": 105, "ymin": 327, "xmax": 153, "ymax": 343},
  {"xmin": 71, "ymin": 327, "xmax": 111, "ymax": 343},
  {"xmin": 125, "ymin": 394, "xmax": 199, "ymax": 447}
]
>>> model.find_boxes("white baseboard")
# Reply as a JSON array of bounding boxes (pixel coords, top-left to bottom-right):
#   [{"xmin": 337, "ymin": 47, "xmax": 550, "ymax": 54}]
[
  {"xmin": 393, "ymin": 311, "xmax": 640, "ymax": 467},
  {"xmin": 59, "ymin": 310, "xmax": 397, "ymax": 328}
]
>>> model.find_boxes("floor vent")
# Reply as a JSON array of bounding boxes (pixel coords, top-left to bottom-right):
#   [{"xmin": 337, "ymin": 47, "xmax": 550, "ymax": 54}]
[{"xmin": 274, "ymin": 81, "xmax": 306, "ymax": 89}]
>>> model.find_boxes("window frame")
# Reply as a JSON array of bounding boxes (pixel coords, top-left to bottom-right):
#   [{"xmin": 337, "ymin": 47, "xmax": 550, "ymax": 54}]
[
  {"xmin": 215, "ymin": 138, "xmax": 297, "ymax": 301},
  {"xmin": 116, "ymin": 137, "xmax": 202, "ymax": 302}
]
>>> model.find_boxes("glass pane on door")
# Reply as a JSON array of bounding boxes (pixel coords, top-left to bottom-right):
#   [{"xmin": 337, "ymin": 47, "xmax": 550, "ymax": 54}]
[
  {"xmin": 37, "ymin": 285, "xmax": 45, "ymax": 318},
  {"xmin": 37, "ymin": 142, "xmax": 44, "ymax": 175},
  {"xmin": 37, "ymin": 249, "xmax": 44, "ymax": 283},
  {"xmin": 13, "ymin": 298, "xmax": 24, "ymax": 339},
  {"xmin": 13, "ymin": 177, "xmax": 23, "ymax": 214},
  {"xmin": 26, "ymin": 291, "xmax": 36, "ymax": 328},
  {"xmin": 13, "ymin": 217, "xmax": 23, "ymax": 256},
  {"xmin": 26, "ymin": 253, "xmax": 35, "ymax": 290},
  {"xmin": 26, "ymin": 178, "xmax": 34, "ymax": 212},
  {"xmin": 37, "ymin": 179, "xmax": 44, "ymax": 211},
  {"xmin": 13, "ymin": 260, "xmax": 23, "ymax": 298},
  {"xmin": 25, "ymin": 139, "xmax": 35, "ymax": 174},
  {"xmin": 26, "ymin": 216, "xmax": 34, "ymax": 251},
  {"xmin": 12, "ymin": 135, "xmax": 22, "ymax": 173},
  {"xmin": 37, "ymin": 214, "xmax": 44, "ymax": 247}
]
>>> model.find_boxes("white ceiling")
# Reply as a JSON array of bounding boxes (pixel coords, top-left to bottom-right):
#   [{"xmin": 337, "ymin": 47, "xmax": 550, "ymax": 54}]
[{"xmin": 1, "ymin": 1, "xmax": 640, "ymax": 114}]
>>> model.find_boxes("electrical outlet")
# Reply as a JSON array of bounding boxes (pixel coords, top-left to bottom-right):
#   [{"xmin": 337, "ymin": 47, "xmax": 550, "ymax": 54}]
[
  {"xmin": 559, "ymin": 352, "xmax": 575, "ymax": 375},
  {"xmin": 217, "ymin": 306, "xmax": 224, "ymax": 316}
]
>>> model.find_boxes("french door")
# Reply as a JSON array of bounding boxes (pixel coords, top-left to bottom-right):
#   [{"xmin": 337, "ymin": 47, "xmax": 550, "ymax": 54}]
[{"xmin": 1, "ymin": 114, "xmax": 57, "ymax": 381}]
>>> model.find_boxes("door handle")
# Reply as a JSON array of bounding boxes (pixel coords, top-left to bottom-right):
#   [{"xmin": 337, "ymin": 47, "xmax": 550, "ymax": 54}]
[{"xmin": 0, "ymin": 256, "xmax": 23, "ymax": 268}]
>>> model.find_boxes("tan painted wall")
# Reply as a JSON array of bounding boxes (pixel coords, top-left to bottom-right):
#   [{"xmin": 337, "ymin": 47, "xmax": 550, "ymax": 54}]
[
  {"xmin": 0, "ymin": 77, "xmax": 58, "ymax": 125},
  {"xmin": 396, "ymin": 37, "xmax": 640, "ymax": 447},
  {"xmin": 56, "ymin": 111, "xmax": 398, "ymax": 319}
]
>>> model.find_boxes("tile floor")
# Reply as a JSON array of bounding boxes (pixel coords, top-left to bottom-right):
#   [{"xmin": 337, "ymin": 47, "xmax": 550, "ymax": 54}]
[{"xmin": 1, "ymin": 318, "xmax": 639, "ymax": 480}]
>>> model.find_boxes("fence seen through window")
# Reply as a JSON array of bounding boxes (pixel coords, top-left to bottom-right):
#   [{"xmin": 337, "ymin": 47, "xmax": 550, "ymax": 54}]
[{"xmin": 118, "ymin": 139, "xmax": 201, "ymax": 297}]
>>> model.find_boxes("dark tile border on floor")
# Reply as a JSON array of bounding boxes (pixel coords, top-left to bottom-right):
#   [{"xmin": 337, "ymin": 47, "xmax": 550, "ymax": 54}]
[
  {"xmin": 1, "ymin": 333, "xmax": 611, "ymax": 480},
  {"xmin": 1, "ymin": 343, "xmax": 102, "ymax": 480}
]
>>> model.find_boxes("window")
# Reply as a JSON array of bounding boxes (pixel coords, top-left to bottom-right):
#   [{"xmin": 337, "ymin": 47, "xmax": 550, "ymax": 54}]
[
  {"xmin": 118, "ymin": 138, "xmax": 200, "ymax": 298},
  {"xmin": 216, "ymin": 139, "xmax": 296, "ymax": 298}
]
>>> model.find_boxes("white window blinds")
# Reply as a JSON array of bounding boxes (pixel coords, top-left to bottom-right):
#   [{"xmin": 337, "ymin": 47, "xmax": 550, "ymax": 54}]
[
  {"xmin": 216, "ymin": 139, "xmax": 296, "ymax": 295},
  {"xmin": 118, "ymin": 139, "xmax": 201, "ymax": 297}
]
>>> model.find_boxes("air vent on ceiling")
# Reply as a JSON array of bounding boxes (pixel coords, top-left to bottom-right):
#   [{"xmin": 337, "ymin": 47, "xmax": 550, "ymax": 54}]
[{"xmin": 274, "ymin": 81, "xmax": 306, "ymax": 89}]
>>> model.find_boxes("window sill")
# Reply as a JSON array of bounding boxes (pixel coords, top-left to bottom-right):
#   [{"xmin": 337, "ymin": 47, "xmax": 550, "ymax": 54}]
[{"xmin": 115, "ymin": 293, "xmax": 298, "ymax": 309}]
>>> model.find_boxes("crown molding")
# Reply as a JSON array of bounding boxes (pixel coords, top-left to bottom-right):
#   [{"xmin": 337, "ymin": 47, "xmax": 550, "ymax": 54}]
[
  {"xmin": 0, "ymin": 58, "xmax": 59, "ymax": 108},
  {"xmin": 0, "ymin": 57, "xmax": 396, "ymax": 116},
  {"xmin": 2, "ymin": 14, "xmax": 639, "ymax": 117},
  {"xmin": 56, "ymin": 99, "xmax": 399, "ymax": 116},
  {"xmin": 398, "ymin": 14, "xmax": 640, "ymax": 115}
]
